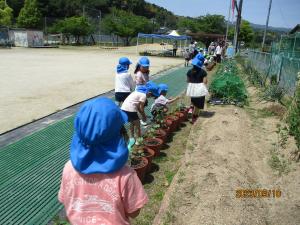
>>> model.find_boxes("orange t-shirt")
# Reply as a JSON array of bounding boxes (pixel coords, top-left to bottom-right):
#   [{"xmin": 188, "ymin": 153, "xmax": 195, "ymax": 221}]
[{"xmin": 58, "ymin": 161, "xmax": 148, "ymax": 225}]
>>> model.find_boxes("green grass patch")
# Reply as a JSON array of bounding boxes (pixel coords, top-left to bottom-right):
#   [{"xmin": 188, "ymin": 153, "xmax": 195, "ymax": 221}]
[{"xmin": 268, "ymin": 148, "xmax": 290, "ymax": 175}]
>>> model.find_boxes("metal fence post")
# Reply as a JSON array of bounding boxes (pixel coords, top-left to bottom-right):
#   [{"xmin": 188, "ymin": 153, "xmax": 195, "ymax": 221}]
[{"xmin": 277, "ymin": 56, "xmax": 284, "ymax": 84}]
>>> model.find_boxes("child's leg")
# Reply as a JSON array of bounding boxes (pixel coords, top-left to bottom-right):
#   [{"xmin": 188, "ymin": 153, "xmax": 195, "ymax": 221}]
[
  {"xmin": 130, "ymin": 122, "xmax": 135, "ymax": 138},
  {"xmin": 133, "ymin": 120, "xmax": 141, "ymax": 138},
  {"xmin": 193, "ymin": 107, "xmax": 200, "ymax": 117}
]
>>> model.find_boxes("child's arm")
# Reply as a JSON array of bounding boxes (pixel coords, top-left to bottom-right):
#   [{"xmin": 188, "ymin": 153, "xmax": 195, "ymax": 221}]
[{"xmin": 167, "ymin": 96, "xmax": 180, "ymax": 104}]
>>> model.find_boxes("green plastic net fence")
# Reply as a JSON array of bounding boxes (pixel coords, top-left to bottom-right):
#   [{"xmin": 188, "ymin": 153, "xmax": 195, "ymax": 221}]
[
  {"xmin": 0, "ymin": 66, "xmax": 190, "ymax": 225},
  {"xmin": 209, "ymin": 60, "xmax": 248, "ymax": 105}
]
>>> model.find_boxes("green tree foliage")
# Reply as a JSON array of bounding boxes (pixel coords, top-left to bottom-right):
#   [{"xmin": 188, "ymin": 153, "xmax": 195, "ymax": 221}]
[
  {"xmin": 177, "ymin": 14, "xmax": 226, "ymax": 34},
  {"xmin": 177, "ymin": 17, "xmax": 198, "ymax": 32},
  {"xmin": 50, "ymin": 16, "xmax": 93, "ymax": 44},
  {"xmin": 102, "ymin": 8, "xmax": 152, "ymax": 46},
  {"xmin": 0, "ymin": 0, "xmax": 13, "ymax": 26},
  {"xmin": 227, "ymin": 20, "xmax": 255, "ymax": 46},
  {"xmin": 17, "ymin": 0, "xmax": 41, "ymax": 28},
  {"xmin": 198, "ymin": 14, "xmax": 226, "ymax": 34},
  {"xmin": 239, "ymin": 20, "xmax": 254, "ymax": 45}
]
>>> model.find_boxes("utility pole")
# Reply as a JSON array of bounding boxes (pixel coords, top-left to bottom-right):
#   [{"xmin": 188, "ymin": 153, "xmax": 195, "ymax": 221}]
[
  {"xmin": 261, "ymin": 0, "xmax": 273, "ymax": 51},
  {"xmin": 233, "ymin": 0, "xmax": 243, "ymax": 53},
  {"xmin": 225, "ymin": 0, "xmax": 232, "ymax": 44}
]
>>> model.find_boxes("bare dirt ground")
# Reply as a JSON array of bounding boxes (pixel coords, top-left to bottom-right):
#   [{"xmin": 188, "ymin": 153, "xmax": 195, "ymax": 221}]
[
  {"xmin": 0, "ymin": 44, "xmax": 182, "ymax": 134},
  {"xmin": 153, "ymin": 77, "xmax": 300, "ymax": 224}
]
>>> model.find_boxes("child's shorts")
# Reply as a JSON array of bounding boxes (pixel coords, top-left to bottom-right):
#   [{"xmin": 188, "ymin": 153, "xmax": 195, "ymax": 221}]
[
  {"xmin": 122, "ymin": 110, "xmax": 139, "ymax": 122},
  {"xmin": 115, "ymin": 92, "xmax": 131, "ymax": 102}
]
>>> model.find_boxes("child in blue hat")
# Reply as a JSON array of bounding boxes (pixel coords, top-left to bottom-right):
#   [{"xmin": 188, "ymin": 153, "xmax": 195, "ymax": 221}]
[
  {"xmin": 121, "ymin": 81, "xmax": 160, "ymax": 147},
  {"xmin": 134, "ymin": 56, "xmax": 150, "ymax": 86},
  {"xmin": 58, "ymin": 97, "xmax": 148, "ymax": 225},
  {"xmin": 186, "ymin": 54, "xmax": 208, "ymax": 124},
  {"xmin": 115, "ymin": 57, "xmax": 135, "ymax": 106},
  {"xmin": 151, "ymin": 83, "xmax": 179, "ymax": 118}
]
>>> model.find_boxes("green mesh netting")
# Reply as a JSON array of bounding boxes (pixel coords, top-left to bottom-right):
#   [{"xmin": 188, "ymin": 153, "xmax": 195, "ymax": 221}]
[{"xmin": 209, "ymin": 60, "xmax": 248, "ymax": 105}]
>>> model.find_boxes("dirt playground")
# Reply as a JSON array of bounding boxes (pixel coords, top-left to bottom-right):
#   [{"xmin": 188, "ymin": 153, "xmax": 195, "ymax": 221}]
[{"xmin": 0, "ymin": 45, "xmax": 182, "ymax": 134}]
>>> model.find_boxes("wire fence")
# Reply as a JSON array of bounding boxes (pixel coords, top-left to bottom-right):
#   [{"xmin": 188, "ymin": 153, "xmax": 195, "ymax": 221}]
[{"xmin": 247, "ymin": 50, "xmax": 300, "ymax": 95}]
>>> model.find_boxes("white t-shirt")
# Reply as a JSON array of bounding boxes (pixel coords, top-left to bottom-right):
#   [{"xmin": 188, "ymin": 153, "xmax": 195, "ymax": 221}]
[
  {"xmin": 216, "ymin": 46, "xmax": 222, "ymax": 55},
  {"xmin": 151, "ymin": 95, "xmax": 169, "ymax": 112},
  {"xmin": 135, "ymin": 71, "xmax": 149, "ymax": 85},
  {"xmin": 154, "ymin": 95, "xmax": 169, "ymax": 106},
  {"xmin": 121, "ymin": 91, "xmax": 147, "ymax": 112},
  {"xmin": 115, "ymin": 72, "xmax": 135, "ymax": 93}
]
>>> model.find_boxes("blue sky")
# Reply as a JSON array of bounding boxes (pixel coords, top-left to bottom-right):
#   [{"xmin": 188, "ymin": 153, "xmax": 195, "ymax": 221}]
[{"xmin": 146, "ymin": 0, "xmax": 300, "ymax": 28}]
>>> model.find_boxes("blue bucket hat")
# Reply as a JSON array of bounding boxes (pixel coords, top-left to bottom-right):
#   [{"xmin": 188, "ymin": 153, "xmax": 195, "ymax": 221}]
[
  {"xmin": 146, "ymin": 81, "xmax": 160, "ymax": 97},
  {"xmin": 116, "ymin": 57, "xmax": 132, "ymax": 73},
  {"xmin": 136, "ymin": 81, "xmax": 160, "ymax": 97},
  {"xmin": 158, "ymin": 83, "xmax": 168, "ymax": 94},
  {"xmin": 70, "ymin": 97, "xmax": 129, "ymax": 174},
  {"xmin": 138, "ymin": 56, "xmax": 150, "ymax": 68},
  {"xmin": 192, "ymin": 53, "xmax": 204, "ymax": 68}
]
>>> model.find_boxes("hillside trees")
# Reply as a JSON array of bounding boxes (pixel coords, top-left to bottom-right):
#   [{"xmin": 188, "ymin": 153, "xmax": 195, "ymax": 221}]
[
  {"xmin": 0, "ymin": 0, "xmax": 13, "ymax": 26},
  {"xmin": 50, "ymin": 16, "xmax": 93, "ymax": 44},
  {"xmin": 17, "ymin": 0, "xmax": 41, "ymax": 28},
  {"xmin": 102, "ymin": 8, "xmax": 152, "ymax": 46}
]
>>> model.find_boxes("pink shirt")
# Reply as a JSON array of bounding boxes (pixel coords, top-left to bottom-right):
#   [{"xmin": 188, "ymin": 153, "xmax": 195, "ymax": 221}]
[
  {"xmin": 135, "ymin": 71, "xmax": 149, "ymax": 85},
  {"xmin": 58, "ymin": 161, "xmax": 148, "ymax": 225},
  {"xmin": 121, "ymin": 92, "xmax": 147, "ymax": 112}
]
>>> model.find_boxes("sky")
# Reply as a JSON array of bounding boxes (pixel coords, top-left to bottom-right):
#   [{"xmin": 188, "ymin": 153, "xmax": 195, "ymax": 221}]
[{"xmin": 146, "ymin": 0, "xmax": 300, "ymax": 28}]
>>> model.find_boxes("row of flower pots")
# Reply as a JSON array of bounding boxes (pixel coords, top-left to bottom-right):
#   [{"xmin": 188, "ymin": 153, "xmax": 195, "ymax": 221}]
[{"xmin": 129, "ymin": 106, "xmax": 189, "ymax": 182}]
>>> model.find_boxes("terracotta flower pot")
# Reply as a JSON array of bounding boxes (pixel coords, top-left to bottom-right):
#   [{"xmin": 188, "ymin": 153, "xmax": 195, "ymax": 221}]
[
  {"xmin": 154, "ymin": 129, "xmax": 167, "ymax": 143},
  {"xmin": 162, "ymin": 126, "xmax": 171, "ymax": 137},
  {"xmin": 180, "ymin": 108, "xmax": 189, "ymax": 121},
  {"xmin": 144, "ymin": 137, "xmax": 163, "ymax": 157},
  {"xmin": 166, "ymin": 115, "xmax": 180, "ymax": 130},
  {"xmin": 142, "ymin": 147, "xmax": 155, "ymax": 173},
  {"xmin": 174, "ymin": 112, "xmax": 185, "ymax": 124},
  {"xmin": 131, "ymin": 157, "xmax": 148, "ymax": 182}
]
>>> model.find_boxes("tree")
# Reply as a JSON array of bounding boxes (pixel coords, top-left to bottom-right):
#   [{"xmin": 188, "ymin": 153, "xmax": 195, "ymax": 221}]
[
  {"xmin": 177, "ymin": 17, "xmax": 198, "ymax": 33},
  {"xmin": 0, "ymin": 0, "xmax": 13, "ymax": 26},
  {"xmin": 50, "ymin": 16, "xmax": 94, "ymax": 44},
  {"xmin": 17, "ymin": 0, "xmax": 41, "ymax": 28},
  {"xmin": 239, "ymin": 20, "xmax": 254, "ymax": 46},
  {"xmin": 198, "ymin": 14, "xmax": 226, "ymax": 34},
  {"xmin": 102, "ymin": 8, "xmax": 152, "ymax": 46}
]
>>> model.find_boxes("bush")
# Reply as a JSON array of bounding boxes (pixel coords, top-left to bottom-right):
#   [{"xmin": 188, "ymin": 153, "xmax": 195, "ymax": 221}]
[
  {"xmin": 286, "ymin": 76, "xmax": 300, "ymax": 150},
  {"xmin": 260, "ymin": 85, "xmax": 285, "ymax": 102},
  {"xmin": 209, "ymin": 60, "xmax": 248, "ymax": 106}
]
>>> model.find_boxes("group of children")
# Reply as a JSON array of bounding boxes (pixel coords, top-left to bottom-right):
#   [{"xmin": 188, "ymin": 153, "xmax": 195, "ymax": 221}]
[
  {"xmin": 58, "ymin": 53, "xmax": 208, "ymax": 225},
  {"xmin": 114, "ymin": 56, "xmax": 177, "ymax": 148}
]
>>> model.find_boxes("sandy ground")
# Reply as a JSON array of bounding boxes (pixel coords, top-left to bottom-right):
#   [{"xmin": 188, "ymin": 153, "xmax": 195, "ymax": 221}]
[
  {"xmin": 0, "ymin": 44, "xmax": 183, "ymax": 134},
  {"xmin": 153, "ymin": 81, "xmax": 300, "ymax": 224}
]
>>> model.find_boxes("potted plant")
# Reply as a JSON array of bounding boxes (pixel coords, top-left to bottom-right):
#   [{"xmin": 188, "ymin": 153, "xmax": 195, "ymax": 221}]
[
  {"xmin": 165, "ymin": 114, "xmax": 180, "ymax": 131},
  {"xmin": 129, "ymin": 151, "xmax": 148, "ymax": 182},
  {"xmin": 146, "ymin": 124, "xmax": 167, "ymax": 143},
  {"xmin": 131, "ymin": 146, "xmax": 155, "ymax": 173},
  {"xmin": 175, "ymin": 103, "xmax": 189, "ymax": 121},
  {"xmin": 143, "ymin": 136, "xmax": 164, "ymax": 157},
  {"xmin": 154, "ymin": 108, "xmax": 172, "ymax": 136}
]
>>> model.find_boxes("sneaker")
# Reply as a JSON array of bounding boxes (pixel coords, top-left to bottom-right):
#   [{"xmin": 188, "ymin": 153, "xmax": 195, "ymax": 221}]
[
  {"xmin": 127, "ymin": 138, "xmax": 135, "ymax": 151},
  {"xmin": 140, "ymin": 120, "xmax": 148, "ymax": 126}
]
